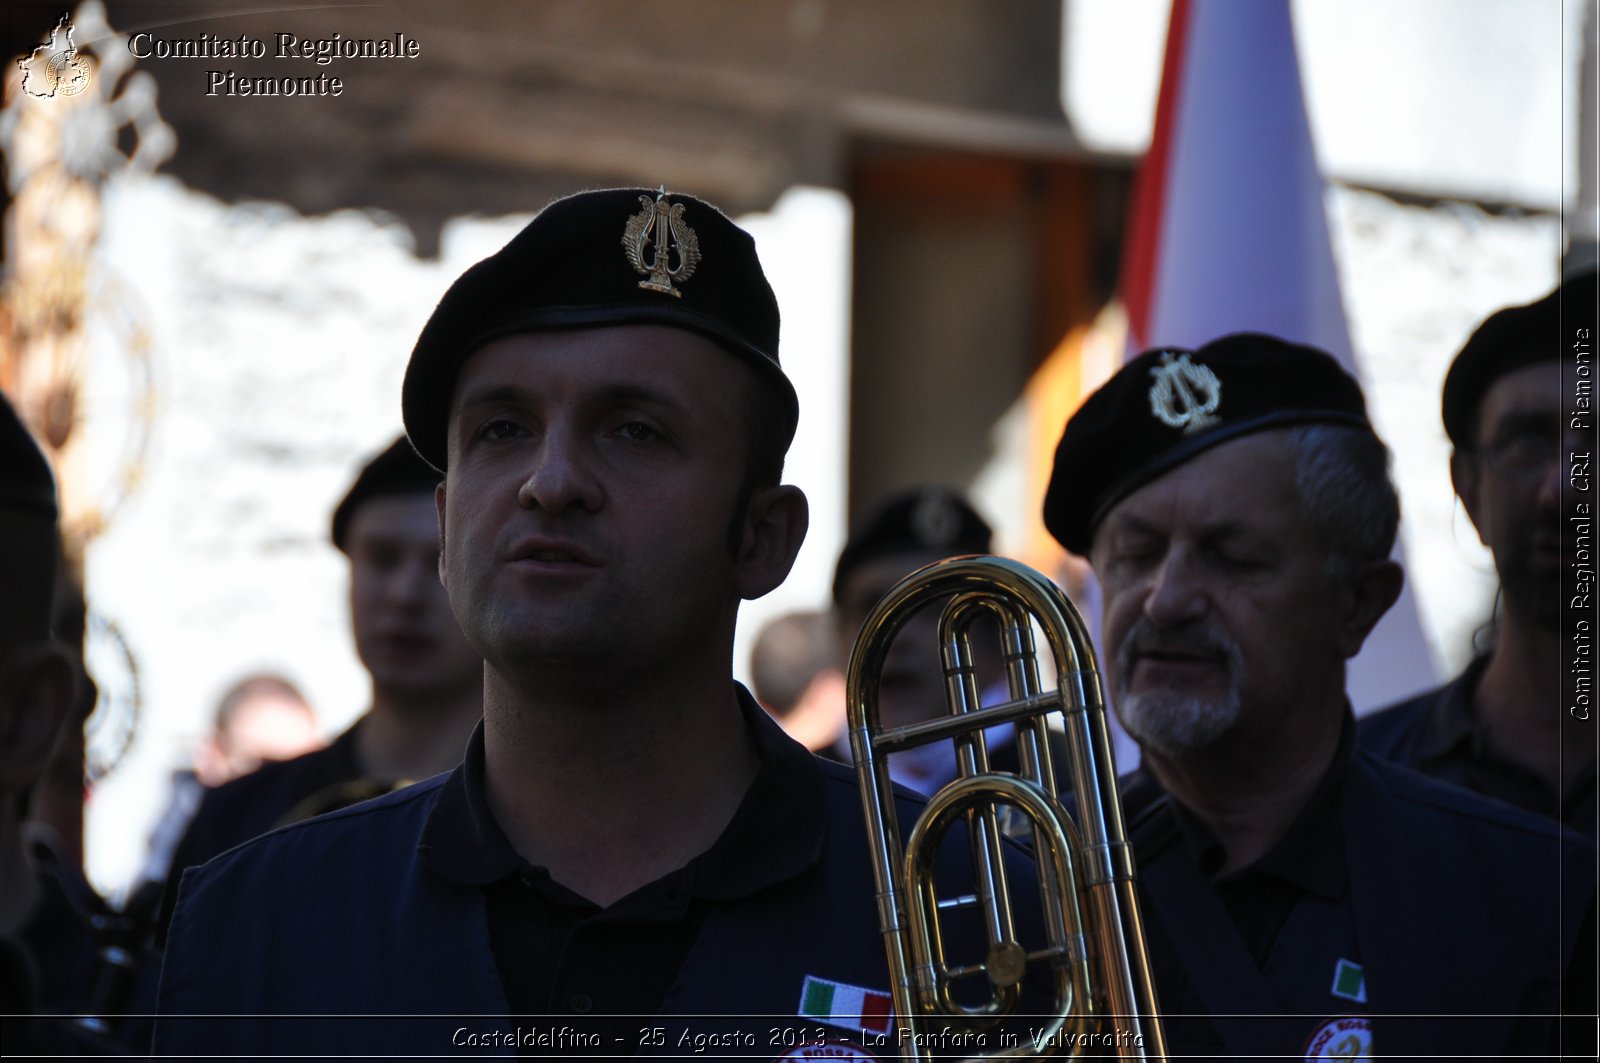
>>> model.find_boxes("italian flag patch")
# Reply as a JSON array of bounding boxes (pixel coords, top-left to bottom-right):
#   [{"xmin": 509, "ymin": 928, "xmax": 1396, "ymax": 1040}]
[
  {"xmin": 1330, "ymin": 958, "xmax": 1367, "ymax": 1004},
  {"xmin": 798, "ymin": 975, "xmax": 894, "ymax": 1036}
]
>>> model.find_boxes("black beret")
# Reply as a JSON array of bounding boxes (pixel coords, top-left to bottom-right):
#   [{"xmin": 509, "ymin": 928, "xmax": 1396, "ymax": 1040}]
[
  {"xmin": 832, "ymin": 485, "xmax": 993, "ymax": 603},
  {"xmin": 331, "ymin": 435, "xmax": 442, "ymax": 553},
  {"xmin": 401, "ymin": 187, "xmax": 797, "ymax": 471},
  {"xmin": 0, "ymin": 390, "xmax": 57, "ymax": 520},
  {"xmin": 1442, "ymin": 269, "xmax": 1597, "ymax": 447},
  {"xmin": 1043, "ymin": 332, "xmax": 1374, "ymax": 556}
]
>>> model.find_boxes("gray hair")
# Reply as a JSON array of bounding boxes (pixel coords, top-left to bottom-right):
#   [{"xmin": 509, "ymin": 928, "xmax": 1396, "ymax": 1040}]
[{"xmin": 1284, "ymin": 424, "xmax": 1400, "ymax": 578}]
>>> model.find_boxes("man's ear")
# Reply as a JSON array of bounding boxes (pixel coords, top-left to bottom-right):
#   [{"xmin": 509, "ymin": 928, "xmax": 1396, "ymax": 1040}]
[
  {"xmin": 0, "ymin": 643, "xmax": 75, "ymax": 792},
  {"xmin": 1336, "ymin": 558, "xmax": 1405, "ymax": 659},
  {"xmin": 435, "ymin": 482, "xmax": 449, "ymax": 584},
  {"xmin": 1449, "ymin": 449, "xmax": 1487, "ymax": 546},
  {"xmin": 734, "ymin": 485, "xmax": 810, "ymax": 601}
]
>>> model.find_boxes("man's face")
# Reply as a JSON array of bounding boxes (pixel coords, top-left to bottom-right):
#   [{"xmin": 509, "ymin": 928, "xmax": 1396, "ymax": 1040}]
[
  {"xmin": 1454, "ymin": 362, "xmax": 1566, "ymax": 631},
  {"xmin": 1089, "ymin": 432, "xmax": 1348, "ymax": 759},
  {"xmin": 835, "ymin": 551, "xmax": 957, "ymax": 731},
  {"xmin": 437, "ymin": 325, "xmax": 754, "ymax": 675},
  {"xmin": 200, "ymin": 692, "xmax": 321, "ymax": 786},
  {"xmin": 347, "ymin": 493, "xmax": 483, "ymax": 704}
]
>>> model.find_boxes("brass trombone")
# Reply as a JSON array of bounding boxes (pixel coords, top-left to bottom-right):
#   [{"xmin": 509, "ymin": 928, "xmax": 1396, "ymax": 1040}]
[{"xmin": 846, "ymin": 555, "xmax": 1165, "ymax": 1061}]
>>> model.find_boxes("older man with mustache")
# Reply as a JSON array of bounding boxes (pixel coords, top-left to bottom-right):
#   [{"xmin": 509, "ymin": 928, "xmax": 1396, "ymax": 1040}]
[{"xmin": 1043, "ymin": 333, "xmax": 1594, "ymax": 1061}]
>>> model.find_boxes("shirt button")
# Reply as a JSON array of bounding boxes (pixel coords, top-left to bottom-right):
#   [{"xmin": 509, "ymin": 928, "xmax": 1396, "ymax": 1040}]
[{"xmin": 569, "ymin": 993, "xmax": 594, "ymax": 1014}]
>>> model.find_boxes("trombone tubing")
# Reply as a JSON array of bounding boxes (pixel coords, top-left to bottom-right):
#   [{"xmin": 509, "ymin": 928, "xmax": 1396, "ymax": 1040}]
[{"xmin": 846, "ymin": 554, "xmax": 1166, "ymax": 1061}]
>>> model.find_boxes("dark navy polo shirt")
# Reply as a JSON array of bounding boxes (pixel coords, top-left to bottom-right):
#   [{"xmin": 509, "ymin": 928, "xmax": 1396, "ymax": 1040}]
[
  {"xmin": 157, "ymin": 719, "xmax": 369, "ymax": 937},
  {"xmin": 419, "ymin": 687, "xmax": 830, "ymax": 1050},
  {"xmin": 1124, "ymin": 713, "xmax": 1354, "ymax": 1057},
  {"xmin": 1117, "ymin": 708, "xmax": 1593, "ymax": 1060}
]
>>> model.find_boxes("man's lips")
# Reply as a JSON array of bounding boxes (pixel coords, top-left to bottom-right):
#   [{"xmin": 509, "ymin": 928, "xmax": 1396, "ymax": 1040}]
[
  {"xmin": 506, "ymin": 537, "xmax": 601, "ymax": 566},
  {"xmin": 1130, "ymin": 650, "xmax": 1225, "ymax": 679},
  {"xmin": 372, "ymin": 631, "xmax": 435, "ymax": 654},
  {"xmin": 1137, "ymin": 649, "xmax": 1219, "ymax": 663}
]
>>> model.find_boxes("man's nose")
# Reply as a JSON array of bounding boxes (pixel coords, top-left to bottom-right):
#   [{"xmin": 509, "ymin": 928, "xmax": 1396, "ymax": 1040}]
[
  {"xmin": 1142, "ymin": 550, "xmax": 1209, "ymax": 629},
  {"xmin": 384, "ymin": 555, "xmax": 438, "ymax": 610},
  {"xmin": 517, "ymin": 430, "xmax": 602, "ymax": 514}
]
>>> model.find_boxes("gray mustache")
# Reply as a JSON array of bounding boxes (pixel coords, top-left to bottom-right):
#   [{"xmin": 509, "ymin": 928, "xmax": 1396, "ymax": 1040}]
[{"xmin": 1115, "ymin": 617, "xmax": 1242, "ymax": 679}]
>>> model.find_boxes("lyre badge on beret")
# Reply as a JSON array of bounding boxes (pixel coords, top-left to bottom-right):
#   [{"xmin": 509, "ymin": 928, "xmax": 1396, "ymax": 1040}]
[
  {"xmin": 622, "ymin": 188, "xmax": 701, "ymax": 298},
  {"xmin": 910, "ymin": 488, "xmax": 961, "ymax": 547},
  {"xmin": 1148, "ymin": 351, "xmax": 1222, "ymax": 434}
]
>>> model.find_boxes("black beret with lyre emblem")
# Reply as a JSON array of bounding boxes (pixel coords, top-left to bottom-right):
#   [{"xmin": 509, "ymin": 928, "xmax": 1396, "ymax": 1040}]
[
  {"xmin": 1042, "ymin": 332, "xmax": 1375, "ymax": 555},
  {"xmin": 401, "ymin": 187, "xmax": 796, "ymax": 471},
  {"xmin": 831, "ymin": 485, "xmax": 993, "ymax": 604}
]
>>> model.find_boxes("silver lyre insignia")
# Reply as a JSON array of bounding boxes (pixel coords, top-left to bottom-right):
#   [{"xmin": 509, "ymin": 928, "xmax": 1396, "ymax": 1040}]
[
  {"xmin": 622, "ymin": 188, "xmax": 701, "ymax": 298},
  {"xmin": 1148, "ymin": 351, "xmax": 1223, "ymax": 433}
]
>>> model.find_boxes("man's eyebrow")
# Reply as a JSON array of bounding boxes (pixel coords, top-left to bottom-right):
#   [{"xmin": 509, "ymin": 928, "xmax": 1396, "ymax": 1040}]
[
  {"xmin": 590, "ymin": 381, "xmax": 692, "ymax": 416},
  {"xmin": 1102, "ymin": 512, "xmax": 1270, "ymax": 544},
  {"xmin": 351, "ymin": 530, "xmax": 433, "ymax": 552},
  {"xmin": 455, "ymin": 382, "xmax": 532, "ymax": 410},
  {"xmin": 1101, "ymin": 513, "xmax": 1160, "ymax": 538},
  {"xmin": 1487, "ymin": 409, "xmax": 1560, "ymax": 436},
  {"xmin": 1199, "ymin": 521, "xmax": 1275, "ymax": 549}
]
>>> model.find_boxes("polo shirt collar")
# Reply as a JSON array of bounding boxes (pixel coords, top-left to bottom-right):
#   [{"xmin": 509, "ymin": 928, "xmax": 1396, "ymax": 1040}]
[
  {"xmin": 1162, "ymin": 709, "xmax": 1357, "ymax": 901},
  {"xmin": 418, "ymin": 684, "xmax": 829, "ymax": 902},
  {"xmin": 1409, "ymin": 654, "xmax": 1491, "ymax": 762}
]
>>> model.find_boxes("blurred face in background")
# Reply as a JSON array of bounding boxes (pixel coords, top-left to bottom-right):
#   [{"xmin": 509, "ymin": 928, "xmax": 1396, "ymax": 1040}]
[
  {"xmin": 1453, "ymin": 362, "xmax": 1567, "ymax": 632},
  {"xmin": 194, "ymin": 687, "xmax": 320, "ymax": 786},
  {"xmin": 834, "ymin": 550, "xmax": 1003, "ymax": 733},
  {"xmin": 347, "ymin": 493, "xmax": 483, "ymax": 708}
]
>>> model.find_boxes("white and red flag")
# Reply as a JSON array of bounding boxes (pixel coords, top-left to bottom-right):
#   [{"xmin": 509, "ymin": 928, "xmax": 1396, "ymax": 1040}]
[{"xmin": 1117, "ymin": 0, "xmax": 1436, "ymax": 709}]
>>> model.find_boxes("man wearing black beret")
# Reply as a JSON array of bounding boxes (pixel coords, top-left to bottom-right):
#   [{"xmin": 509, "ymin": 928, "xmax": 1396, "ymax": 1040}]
[
  {"xmin": 156, "ymin": 189, "xmax": 1039, "ymax": 1055},
  {"xmin": 829, "ymin": 484, "xmax": 1060, "ymax": 793},
  {"xmin": 1043, "ymin": 332, "xmax": 1594, "ymax": 1058},
  {"xmin": 154, "ymin": 434, "xmax": 483, "ymax": 926},
  {"xmin": 0, "ymin": 393, "xmax": 80, "ymax": 1056},
  {"xmin": 1361, "ymin": 271, "xmax": 1597, "ymax": 838}
]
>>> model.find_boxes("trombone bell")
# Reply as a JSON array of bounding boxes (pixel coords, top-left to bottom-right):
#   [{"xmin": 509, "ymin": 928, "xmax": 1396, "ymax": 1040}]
[{"xmin": 846, "ymin": 555, "xmax": 1165, "ymax": 1061}]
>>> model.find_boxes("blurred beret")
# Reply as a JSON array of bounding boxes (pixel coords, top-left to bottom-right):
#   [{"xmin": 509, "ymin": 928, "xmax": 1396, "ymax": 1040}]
[
  {"xmin": 331, "ymin": 435, "xmax": 442, "ymax": 553},
  {"xmin": 832, "ymin": 485, "xmax": 993, "ymax": 603},
  {"xmin": 0, "ymin": 390, "xmax": 57, "ymax": 521},
  {"xmin": 1442, "ymin": 269, "xmax": 1597, "ymax": 447},
  {"xmin": 1043, "ymin": 332, "xmax": 1374, "ymax": 555},
  {"xmin": 401, "ymin": 187, "xmax": 797, "ymax": 471}
]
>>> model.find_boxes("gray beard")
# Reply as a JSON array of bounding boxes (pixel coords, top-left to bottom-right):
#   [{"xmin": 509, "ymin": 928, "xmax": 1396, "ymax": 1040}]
[
  {"xmin": 1111, "ymin": 615, "xmax": 1245, "ymax": 758},
  {"xmin": 1501, "ymin": 571, "xmax": 1560, "ymax": 634},
  {"xmin": 1114, "ymin": 686, "xmax": 1242, "ymax": 759}
]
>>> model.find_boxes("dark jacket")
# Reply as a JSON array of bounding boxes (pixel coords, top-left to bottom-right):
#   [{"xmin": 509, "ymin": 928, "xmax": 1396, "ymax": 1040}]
[
  {"xmin": 154, "ymin": 696, "xmax": 1051, "ymax": 1058},
  {"xmin": 1359, "ymin": 656, "xmax": 1598, "ymax": 837},
  {"xmin": 1125, "ymin": 728, "xmax": 1595, "ymax": 1060}
]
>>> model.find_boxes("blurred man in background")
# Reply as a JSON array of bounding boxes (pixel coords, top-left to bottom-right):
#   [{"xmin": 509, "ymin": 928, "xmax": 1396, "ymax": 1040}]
[
  {"xmin": 160, "ymin": 435, "xmax": 483, "ymax": 916},
  {"xmin": 828, "ymin": 484, "xmax": 1018, "ymax": 795},
  {"xmin": 0, "ymin": 392, "xmax": 86, "ymax": 1053},
  {"xmin": 1361, "ymin": 271, "xmax": 1597, "ymax": 836},
  {"xmin": 190, "ymin": 673, "xmax": 321, "ymax": 788},
  {"xmin": 133, "ymin": 673, "xmax": 321, "ymax": 903},
  {"xmin": 748, "ymin": 609, "xmax": 846, "ymax": 756}
]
